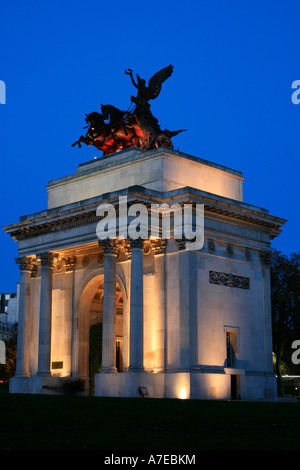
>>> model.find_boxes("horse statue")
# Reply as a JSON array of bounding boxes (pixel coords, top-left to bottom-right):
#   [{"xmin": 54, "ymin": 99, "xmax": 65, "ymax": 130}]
[
  {"xmin": 72, "ymin": 111, "xmax": 124, "ymax": 155},
  {"xmin": 72, "ymin": 65, "xmax": 186, "ymax": 156},
  {"xmin": 100, "ymin": 104, "xmax": 140, "ymax": 150},
  {"xmin": 71, "ymin": 112, "xmax": 106, "ymax": 148}
]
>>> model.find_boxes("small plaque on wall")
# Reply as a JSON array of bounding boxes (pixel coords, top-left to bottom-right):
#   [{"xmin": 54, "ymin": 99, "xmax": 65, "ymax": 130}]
[{"xmin": 52, "ymin": 361, "xmax": 63, "ymax": 369}]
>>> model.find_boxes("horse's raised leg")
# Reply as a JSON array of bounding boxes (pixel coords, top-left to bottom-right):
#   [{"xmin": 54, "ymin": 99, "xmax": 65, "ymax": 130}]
[{"xmin": 71, "ymin": 136, "xmax": 88, "ymax": 148}]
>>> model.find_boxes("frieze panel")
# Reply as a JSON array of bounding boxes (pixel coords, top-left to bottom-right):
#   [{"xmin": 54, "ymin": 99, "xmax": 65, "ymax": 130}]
[{"xmin": 209, "ymin": 271, "xmax": 250, "ymax": 289}]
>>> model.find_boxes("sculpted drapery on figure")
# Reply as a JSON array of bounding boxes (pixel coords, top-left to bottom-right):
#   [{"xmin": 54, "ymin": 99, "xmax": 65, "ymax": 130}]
[{"xmin": 72, "ymin": 65, "xmax": 185, "ymax": 156}]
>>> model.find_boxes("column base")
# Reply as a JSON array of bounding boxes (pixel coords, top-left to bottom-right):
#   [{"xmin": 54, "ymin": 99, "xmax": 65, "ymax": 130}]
[
  {"xmin": 14, "ymin": 372, "xmax": 31, "ymax": 378},
  {"xmin": 100, "ymin": 366, "xmax": 118, "ymax": 373},
  {"xmin": 127, "ymin": 366, "xmax": 145, "ymax": 372},
  {"xmin": 36, "ymin": 372, "xmax": 52, "ymax": 377}
]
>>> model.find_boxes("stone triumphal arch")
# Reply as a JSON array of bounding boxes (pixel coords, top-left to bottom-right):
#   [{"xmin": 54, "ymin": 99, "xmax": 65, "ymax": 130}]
[{"xmin": 4, "ymin": 147, "xmax": 286, "ymax": 399}]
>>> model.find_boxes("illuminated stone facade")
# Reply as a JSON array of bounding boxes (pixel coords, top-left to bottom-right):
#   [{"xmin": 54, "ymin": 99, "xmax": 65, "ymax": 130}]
[{"xmin": 3, "ymin": 148, "xmax": 286, "ymax": 399}]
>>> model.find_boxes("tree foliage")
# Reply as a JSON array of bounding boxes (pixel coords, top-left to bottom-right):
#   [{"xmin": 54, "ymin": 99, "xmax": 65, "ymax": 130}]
[
  {"xmin": 89, "ymin": 322, "xmax": 102, "ymax": 396},
  {"xmin": 270, "ymin": 249, "xmax": 300, "ymax": 393},
  {"xmin": 0, "ymin": 333, "xmax": 17, "ymax": 382}
]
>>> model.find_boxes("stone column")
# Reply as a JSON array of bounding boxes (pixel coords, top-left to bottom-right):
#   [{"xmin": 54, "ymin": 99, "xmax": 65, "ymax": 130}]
[
  {"xmin": 260, "ymin": 250, "xmax": 274, "ymax": 373},
  {"xmin": 153, "ymin": 240, "xmax": 167, "ymax": 371},
  {"xmin": 128, "ymin": 239, "xmax": 144, "ymax": 371},
  {"xmin": 176, "ymin": 240, "xmax": 198, "ymax": 369},
  {"xmin": 37, "ymin": 252, "xmax": 54, "ymax": 377},
  {"xmin": 100, "ymin": 240, "xmax": 117, "ymax": 373},
  {"xmin": 64, "ymin": 256, "xmax": 76, "ymax": 376},
  {"xmin": 15, "ymin": 256, "xmax": 36, "ymax": 377}
]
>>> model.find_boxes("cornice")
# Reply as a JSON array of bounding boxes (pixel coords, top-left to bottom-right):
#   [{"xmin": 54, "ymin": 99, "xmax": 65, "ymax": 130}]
[{"xmin": 3, "ymin": 186, "xmax": 286, "ymax": 242}]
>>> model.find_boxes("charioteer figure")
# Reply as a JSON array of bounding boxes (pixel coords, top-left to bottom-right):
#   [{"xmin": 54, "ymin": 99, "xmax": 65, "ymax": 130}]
[
  {"xmin": 72, "ymin": 65, "xmax": 186, "ymax": 155},
  {"xmin": 125, "ymin": 65, "xmax": 173, "ymax": 128}
]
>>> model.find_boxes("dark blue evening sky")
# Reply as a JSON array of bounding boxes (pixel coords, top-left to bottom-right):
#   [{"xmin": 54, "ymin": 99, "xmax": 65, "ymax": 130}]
[{"xmin": 0, "ymin": 0, "xmax": 299, "ymax": 292}]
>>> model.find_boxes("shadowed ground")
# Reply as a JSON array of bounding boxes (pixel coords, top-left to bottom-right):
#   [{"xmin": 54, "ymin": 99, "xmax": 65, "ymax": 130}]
[{"xmin": 0, "ymin": 387, "xmax": 299, "ymax": 451}]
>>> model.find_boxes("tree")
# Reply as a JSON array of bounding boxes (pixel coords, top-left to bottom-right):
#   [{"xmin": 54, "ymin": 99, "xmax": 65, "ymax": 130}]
[
  {"xmin": 270, "ymin": 249, "xmax": 300, "ymax": 395},
  {"xmin": 0, "ymin": 333, "xmax": 17, "ymax": 382},
  {"xmin": 89, "ymin": 322, "xmax": 102, "ymax": 396}
]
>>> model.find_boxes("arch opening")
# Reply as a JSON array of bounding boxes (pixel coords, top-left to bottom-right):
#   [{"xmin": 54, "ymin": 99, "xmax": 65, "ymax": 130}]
[{"xmin": 77, "ymin": 274, "xmax": 124, "ymax": 394}]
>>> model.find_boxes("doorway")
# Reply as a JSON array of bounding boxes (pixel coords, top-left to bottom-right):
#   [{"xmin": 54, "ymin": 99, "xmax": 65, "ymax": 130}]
[{"xmin": 231, "ymin": 375, "xmax": 240, "ymax": 400}]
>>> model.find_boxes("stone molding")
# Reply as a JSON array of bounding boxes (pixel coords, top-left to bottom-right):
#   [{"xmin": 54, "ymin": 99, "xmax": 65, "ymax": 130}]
[
  {"xmin": 97, "ymin": 252, "xmax": 105, "ymax": 264},
  {"xmin": 226, "ymin": 244, "xmax": 234, "ymax": 257},
  {"xmin": 208, "ymin": 240, "xmax": 215, "ymax": 253},
  {"xmin": 64, "ymin": 256, "xmax": 77, "ymax": 271},
  {"xmin": 54, "ymin": 255, "xmax": 77, "ymax": 272},
  {"xmin": 175, "ymin": 238, "xmax": 186, "ymax": 251},
  {"xmin": 152, "ymin": 238, "xmax": 167, "ymax": 255},
  {"xmin": 142, "ymin": 240, "xmax": 152, "ymax": 256},
  {"xmin": 121, "ymin": 240, "xmax": 131, "ymax": 260},
  {"xmin": 82, "ymin": 256, "xmax": 89, "ymax": 267},
  {"xmin": 31, "ymin": 263, "xmax": 38, "ymax": 278}
]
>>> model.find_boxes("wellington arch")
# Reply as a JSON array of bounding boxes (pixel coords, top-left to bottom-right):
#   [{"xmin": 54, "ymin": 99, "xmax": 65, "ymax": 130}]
[
  {"xmin": 2, "ymin": 66, "xmax": 287, "ymax": 400},
  {"xmin": 3, "ymin": 146, "xmax": 286, "ymax": 400}
]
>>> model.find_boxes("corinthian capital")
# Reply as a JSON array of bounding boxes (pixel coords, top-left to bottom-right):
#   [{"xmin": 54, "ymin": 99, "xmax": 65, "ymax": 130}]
[
  {"xmin": 15, "ymin": 256, "xmax": 36, "ymax": 274},
  {"xmin": 38, "ymin": 252, "xmax": 55, "ymax": 268},
  {"xmin": 129, "ymin": 238, "xmax": 144, "ymax": 250},
  {"xmin": 98, "ymin": 239, "xmax": 118, "ymax": 255}
]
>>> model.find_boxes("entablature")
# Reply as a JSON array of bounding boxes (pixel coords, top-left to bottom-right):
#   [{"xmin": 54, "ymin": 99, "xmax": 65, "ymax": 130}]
[{"xmin": 3, "ymin": 185, "xmax": 286, "ymax": 243}]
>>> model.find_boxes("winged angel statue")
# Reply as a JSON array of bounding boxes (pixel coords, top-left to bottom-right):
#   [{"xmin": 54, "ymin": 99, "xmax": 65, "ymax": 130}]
[{"xmin": 72, "ymin": 65, "xmax": 186, "ymax": 156}]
